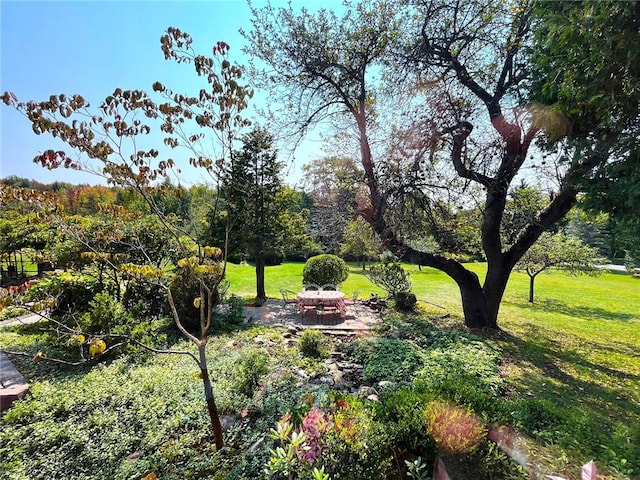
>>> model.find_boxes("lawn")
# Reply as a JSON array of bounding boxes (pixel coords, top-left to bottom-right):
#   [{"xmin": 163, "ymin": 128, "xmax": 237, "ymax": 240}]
[{"xmin": 1, "ymin": 261, "xmax": 638, "ymax": 479}]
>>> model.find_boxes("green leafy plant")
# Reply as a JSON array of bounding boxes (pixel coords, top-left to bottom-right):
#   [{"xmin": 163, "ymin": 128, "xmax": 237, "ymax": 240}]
[
  {"xmin": 367, "ymin": 262, "xmax": 412, "ymax": 298},
  {"xmin": 354, "ymin": 338, "xmax": 424, "ymax": 384},
  {"xmin": 405, "ymin": 456, "xmax": 430, "ymax": 480},
  {"xmin": 235, "ymin": 349, "xmax": 270, "ymax": 398},
  {"xmin": 394, "ymin": 291, "xmax": 417, "ymax": 312},
  {"xmin": 302, "ymin": 254, "xmax": 349, "ymax": 287},
  {"xmin": 298, "ymin": 329, "xmax": 330, "ymax": 359}
]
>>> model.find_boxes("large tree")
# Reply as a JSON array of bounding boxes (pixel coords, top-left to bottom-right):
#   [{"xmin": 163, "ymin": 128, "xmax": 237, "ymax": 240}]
[
  {"xmin": 302, "ymin": 156, "xmax": 362, "ymax": 253},
  {"xmin": 244, "ymin": 0, "xmax": 637, "ymax": 328},
  {"xmin": 221, "ymin": 127, "xmax": 287, "ymax": 299}
]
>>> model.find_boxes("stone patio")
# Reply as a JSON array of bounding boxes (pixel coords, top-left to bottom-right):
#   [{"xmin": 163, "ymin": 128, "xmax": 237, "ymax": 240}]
[{"xmin": 243, "ymin": 299, "xmax": 383, "ymax": 332}]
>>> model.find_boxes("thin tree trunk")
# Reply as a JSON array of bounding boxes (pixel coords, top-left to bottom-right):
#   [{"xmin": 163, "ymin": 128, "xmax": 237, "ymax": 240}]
[
  {"xmin": 198, "ymin": 345, "xmax": 224, "ymax": 450},
  {"xmin": 528, "ymin": 274, "xmax": 535, "ymax": 303},
  {"xmin": 255, "ymin": 256, "xmax": 266, "ymax": 300}
]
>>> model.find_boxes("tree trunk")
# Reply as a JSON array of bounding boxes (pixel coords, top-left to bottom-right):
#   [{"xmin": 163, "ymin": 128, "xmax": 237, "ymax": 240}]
[
  {"xmin": 362, "ymin": 257, "xmax": 366, "ymax": 271},
  {"xmin": 528, "ymin": 274, "xmax": 535, "ymax": 303},
  {"xmin": 482, "ymin": 260, "xmax": 512, "ymax": 328},
  {"xmin": 198, "ymin": 345, "xmax": 224, "ymax": 449},
  {"xmin": 457, "ymin": 272, "xmax": 495, "ymax": 329},
  {"xmin": 255, "ymin": 256, "xmax": 266, "ymax": 300}
]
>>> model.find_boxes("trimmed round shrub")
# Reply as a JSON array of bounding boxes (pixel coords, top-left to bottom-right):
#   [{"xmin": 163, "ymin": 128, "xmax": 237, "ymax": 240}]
[{"xmin": 302, "ymin": 254, "xmax": 349, "ymax": 287}]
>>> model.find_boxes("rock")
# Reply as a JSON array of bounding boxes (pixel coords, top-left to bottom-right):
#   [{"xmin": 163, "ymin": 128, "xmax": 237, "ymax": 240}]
[
  {"xmin": 310, "ymin": 375, "xmax": 335, "ymax": 386},
  {"xmin": 287, "ymin": 325, "xmax": 300, "ymax": 334},
  {"xmin": 366, "ymin": 394, "xmax": 379, "ymax": 402},
  {"xmin": 356, "ymin": 385, "xmax": 377, "ymax": 397},
  {"xmin": 282, "ymin": 331, "xmax": 292, "ymax": 338},
  {"xmin": 291, "ymin": 366, "xmax": 309, "ymax": 379},
  {"xmin": 220, "ymin": 415, "xmax": 236, "ymax": 431},
  {"xmin": 377, "ymin": 380, "xmax": 395, "ymax": 390},
  {"xmin": 249, "ymin": 436, "xmax": 265, "ymax": 455},
  {"xmin": 253, "ymin": 335, "xmax": 268, "ymax": 345}
]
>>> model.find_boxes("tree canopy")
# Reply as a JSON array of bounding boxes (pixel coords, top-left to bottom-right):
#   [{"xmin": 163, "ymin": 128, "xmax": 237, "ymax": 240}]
[{"xmin": 243, "ymin": 0, "xmax": 639, "ymax": 328}]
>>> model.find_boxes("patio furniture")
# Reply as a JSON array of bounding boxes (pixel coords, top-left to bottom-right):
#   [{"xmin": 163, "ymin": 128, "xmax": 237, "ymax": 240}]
[
  {"xmin": 320, "ymin": 284, "xmax": 338, "ymax": 291},
  {"xmin": 343, "ymin": 290, "xmax": 361, "ymax": 314},
  {"xmin": 296, "ymin": 290, "xmax": 347, "ymax": 318},
  {"xmin": 279, "ymin": 289, "xmax": 298, "ymax": 311},
  {"xmin": 303, "ymin": 284, "xmax": 320, "ymax": 291}
]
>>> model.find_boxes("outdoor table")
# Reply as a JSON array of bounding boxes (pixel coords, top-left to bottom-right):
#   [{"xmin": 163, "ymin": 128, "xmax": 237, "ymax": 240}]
[{"xmin": 296, "ymin": 290, "xmax": 347, "ymax": 317}]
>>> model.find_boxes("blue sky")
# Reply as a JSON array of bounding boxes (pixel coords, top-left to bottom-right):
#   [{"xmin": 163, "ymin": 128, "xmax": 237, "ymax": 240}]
[{"xmin": 0, "ymin": 0, "xmax": 331, "ymax": 187}]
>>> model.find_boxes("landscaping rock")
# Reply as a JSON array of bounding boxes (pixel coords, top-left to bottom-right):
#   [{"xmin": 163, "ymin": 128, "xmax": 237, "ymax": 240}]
[
  {"xmin": 310, "ymin": 375, "xmax": 335, "ymax": 387},
  {"xmin": 377, "ymin": 380, "xmax": 395, "ymax": 390},
  {"xmin": 253, "ymin": 335, "xmax": 268, "ymax": 345},
  {"xmin": 219, "ymin": 415, "xmax": 237, "ymax": 431},
  {"xmin": 291, "ymin": 366, "xmax": 309, "ymax": 380},
  {"xmin": 355, "ymin": 385, "xmax": 377, "ymax": 397}
]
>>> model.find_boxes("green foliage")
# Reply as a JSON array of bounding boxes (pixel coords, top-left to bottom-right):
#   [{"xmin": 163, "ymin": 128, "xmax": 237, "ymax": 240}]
[
  {"xmin": 340, "ymin": 216, "xmax": 381, "ymax": 266},
  {"xmin": 80, "ymin": 291, "xmax": 128, "ymax": 334},
  {"xmin": 373, "ymin": 388, "xmax": 437, "ymax": 457},
  {"xmin": 0, "ymin": 357, "xmax": 216, "ymax": 480},
  {"xmin": 234, "ymin": 348, "xmax": 270, "ymax": 398},
  {"xmin": 298, "ymin": 329, "xmax": 330, "ymax": 359},
  {"xmin": 122, "ymin": 277, "xmax": 167, "ymax": 319},
  {"xmin": 354, "ymin": 338, "xmax": 424, "ymax": 385},
  {"xmin": 168, "ymin": 259, "xmax": 224, "ymax": 332},
  {"xmin": 367, "ymin": 262, "xmax": 412, "ymax": 298},
  {"xmin": 511, "ymin": 398, "xmax": 564, "ymax": 439},
  {"xmin": 27, "ymin": 271, "xmax": 101, "ymax": 316},
  {"xmin": 302, "ymin": 254, "xmax": 349, "ymax": 287},
  {"xmin": 214, "ymin": 294, "xmax": 246, "ymax": 329},
  {"xmin": 394, "ymin": 291, "xmax": 417, "ymax": 312}
]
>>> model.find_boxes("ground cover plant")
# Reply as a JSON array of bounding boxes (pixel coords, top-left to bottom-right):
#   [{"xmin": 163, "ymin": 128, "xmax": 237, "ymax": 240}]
[{"xmin": 1, "ymin": 262, "xmax": 638, "ymax": 479}]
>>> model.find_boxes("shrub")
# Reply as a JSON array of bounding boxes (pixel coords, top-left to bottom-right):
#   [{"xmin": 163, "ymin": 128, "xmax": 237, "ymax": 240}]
[
  {"xmin": 394, "ymin": 291, "xmax": 417, "ymax": 311},
  {"xmin": 424, "ymin": 400, "xmax": 486, "ymax": 454},
  {"xmin": 214, "ymin": 294, "xmax": 245, "ymax": 329},
  {"xmin": 26, "ymin": 271, "xmax": 101, "ymax": 316},
  {"xmin": 234, "ymin": 349, "xmax": 270, "ymax": 397},
  {"xmin": 168, "ymin": 260, "xmax": 225, "ymax": 332},
  {"xmin": 367, "ymin": 262, "xmax": 412, "ymax": 298},
  {"xmin": 374, "ymin": 388, "xmax": 438, "ymax": 457},
  {"xmin": 302, "ymin": 254, "xmax": 349, "ymax": 287},
  {"xmin": 122, "ymin": 278, "xmax": 167, "ymax": 319},
  {"xmin": 80, "ymin": 291, "xmax": 128, "ymax": 334},
  {"xmin": 299, "ymin": 329, "xmax": 330, "ymax": 359}
]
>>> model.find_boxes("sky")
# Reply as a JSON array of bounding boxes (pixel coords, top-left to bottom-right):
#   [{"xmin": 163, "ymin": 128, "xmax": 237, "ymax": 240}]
[{"xmin": 0, "ymin": 0, "xmax": 333, "ymax": 187}]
